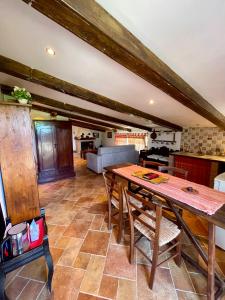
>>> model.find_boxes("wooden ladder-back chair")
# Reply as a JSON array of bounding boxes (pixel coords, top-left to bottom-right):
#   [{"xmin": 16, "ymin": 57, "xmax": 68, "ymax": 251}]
[
  {"xmin": 158, "ymin": 166, "xmax": 188, "ymax": 180},
  {"xmin": 124, "ymin": 187, "xmax": 182, "ymax": 289},
  {"xmin": 103, "ymin": 171, "xmax": 126, "ymax": 243},
  {"xmin": 103, "ymin": 171, "xmax": 143, "ymax": 243}
]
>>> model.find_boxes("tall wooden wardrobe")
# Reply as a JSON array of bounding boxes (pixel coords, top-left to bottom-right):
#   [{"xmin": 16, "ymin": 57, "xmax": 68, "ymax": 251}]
[{"xmin": 34, "ymin": 120, "xmax": 75, "ymax": 183}]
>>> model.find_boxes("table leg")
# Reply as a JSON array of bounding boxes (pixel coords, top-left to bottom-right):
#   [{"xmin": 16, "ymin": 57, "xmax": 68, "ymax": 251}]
[
  {"xmin": 0, "ymin": 267, "xmax": 7, "ymax": 300},
  {"xmin": 43, "ymin": 238, "xmax": 54, "ymax": 292},
  {"xmin": 208, "ymin": 222, "xmax": 215, "ymax": 300}
]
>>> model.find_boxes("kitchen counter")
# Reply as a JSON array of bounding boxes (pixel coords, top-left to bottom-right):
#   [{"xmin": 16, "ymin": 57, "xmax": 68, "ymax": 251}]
[{"xmin": 171, "ymin": 152, "xmax": 225, "ymax": 163}]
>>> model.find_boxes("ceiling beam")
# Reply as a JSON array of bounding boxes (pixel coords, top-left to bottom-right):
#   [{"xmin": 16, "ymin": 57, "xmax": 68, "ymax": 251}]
[
  {"xmin": 31, "ymin": 103, "xmax": 131, "ymax": 131},
  {"xmin": 0, "ymin": 55, "xmax": 182, "ymax": 130},
  {"xmin": 0, "ymin": 84, "xmax": 152, "ymax": 131},
  {"xmin": 70, "ymin": 120, "xmax": 108, "ymax": 132},
  {"xmin": 22, "ymin": 0, "xmax": 225, "ymax": 130},
  {"xmin": 0, "ymin": 84, "xmax": 130, "ymax": 131}
]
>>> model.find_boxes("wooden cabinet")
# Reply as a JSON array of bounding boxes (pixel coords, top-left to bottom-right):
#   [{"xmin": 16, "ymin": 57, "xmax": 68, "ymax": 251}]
[
  {"xmin": 174, "ymin": 155, "xmax": 219, "ymax": 187},
  {"xmin": 0, "ymin": 102, "xmax": 40, "ymax": 224},
  {"xmin": 34, "ymin": 121, "xmax": 75, "ymax": 183}
]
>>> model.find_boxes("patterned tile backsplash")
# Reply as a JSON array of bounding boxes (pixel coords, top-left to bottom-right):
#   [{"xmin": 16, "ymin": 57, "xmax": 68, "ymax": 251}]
[{"xmin": 181, "ymin": 127, "xmax": 225, "ymax": 155}]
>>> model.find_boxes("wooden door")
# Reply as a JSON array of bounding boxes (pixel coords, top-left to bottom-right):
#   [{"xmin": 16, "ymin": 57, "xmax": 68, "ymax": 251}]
[
  {"xmin": 35, "ymin": 122, "xmax": 58, "ymax": 183},
  {"xmin": 56, "ymin": 124, "xmax": 74, "ymax": 176}
]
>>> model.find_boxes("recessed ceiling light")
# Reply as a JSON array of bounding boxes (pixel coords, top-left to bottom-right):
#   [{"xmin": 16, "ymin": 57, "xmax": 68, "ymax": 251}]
[
  {"xmin": 45, "ymin": 47, "xmax": 55, "ymax": 56},
  {"xmin": 149, "ymin": 99, "xmax": 154, "ymax": 105}
]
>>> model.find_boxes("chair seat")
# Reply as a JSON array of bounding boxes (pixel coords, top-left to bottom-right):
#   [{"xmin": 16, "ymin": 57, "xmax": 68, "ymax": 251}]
[
  {"xmin": 112, "ymin": 196, "xmax": 143, "ymax": 213},
  {"xmin": 134, "ymin": 210, "xmax": 180, "ymax": 247}
]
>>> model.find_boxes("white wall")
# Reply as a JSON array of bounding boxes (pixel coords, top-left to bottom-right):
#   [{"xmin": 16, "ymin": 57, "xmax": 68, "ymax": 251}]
[
  {"xmin": 72, "ymin": 126, "xmax": 102, "ymax": 151},
  {"xmin": 102, "ymin": 129, "xmax": 182, "ymax": 151},
  {"xmin": 102, "ymin": 131, "xmax": 116, "ymax": 147},
  {"xmin": 149, "ymin": 131, "xmax": 181, "ymax": 151}
]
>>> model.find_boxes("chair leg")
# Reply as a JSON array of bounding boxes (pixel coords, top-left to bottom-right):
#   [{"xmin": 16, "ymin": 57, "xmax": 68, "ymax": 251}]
[
  {"xmin": 174, "ymin": 233, "xmax": 182, "ymax": 267},
  {"xmin": 117, "ymin": 210, "xmax": 124, "ymax": 244},
  {"xmin": 108, "ymin": 200, "xmax": 112, "ymax": 230},
  {"xmin": 149, "ymin": 242, "xmax": 159, "ymax": 290},
  {"xmin": 43, "ymin": 238, "xmax": 54, "ymax": 292},
  {"xmin": 129, "ymin": 224, "xmax": 135, "ymax": 264}
]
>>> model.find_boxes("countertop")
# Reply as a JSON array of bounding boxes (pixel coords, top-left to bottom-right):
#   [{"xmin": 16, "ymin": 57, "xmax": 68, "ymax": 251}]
[{"xmin": 171, "ymin": 152, "xmax": 225, "ymax": 163}]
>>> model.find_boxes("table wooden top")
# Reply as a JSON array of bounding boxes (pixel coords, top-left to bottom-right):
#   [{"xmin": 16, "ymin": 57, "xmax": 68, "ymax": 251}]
[{"xmin": 105, "ymin": 163, "xmax": 225, "ymax": 229}]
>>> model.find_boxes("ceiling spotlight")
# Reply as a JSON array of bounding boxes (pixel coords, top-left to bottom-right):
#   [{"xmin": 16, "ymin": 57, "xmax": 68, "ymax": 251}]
[
  {"xmin": 46, "ymin": 47, "xmax": 55, "ymax": 56},
  {"xmin": 149, "ymin": 99, "xmax": 154, "ymax": 105}
]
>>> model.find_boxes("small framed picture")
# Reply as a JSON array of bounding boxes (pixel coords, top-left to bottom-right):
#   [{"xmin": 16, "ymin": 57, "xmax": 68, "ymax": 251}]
[
  {"xmin": 107, "ymin": 131, "xmax": 112, "ymax": 138},
  {"xmin": 93, "ymin": 132, "xmax": 99, "ymax": 138}
]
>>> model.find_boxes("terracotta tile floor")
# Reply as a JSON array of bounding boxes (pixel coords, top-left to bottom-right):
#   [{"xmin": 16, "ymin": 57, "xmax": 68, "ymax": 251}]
[{"xmin": 5, "ymin": 156, "xmax": 225, "ymax": 300}]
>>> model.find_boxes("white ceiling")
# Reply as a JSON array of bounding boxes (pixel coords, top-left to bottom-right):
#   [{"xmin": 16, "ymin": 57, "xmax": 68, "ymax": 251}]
[{"xmin": 0, "ymin": 0, "xmax": 223, "ymax": 128}]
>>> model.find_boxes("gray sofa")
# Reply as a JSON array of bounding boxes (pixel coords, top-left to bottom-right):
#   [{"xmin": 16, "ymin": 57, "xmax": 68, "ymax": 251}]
[{"xmin": 86, "ymin": 145, "xmax": 139, "ymax": 173}]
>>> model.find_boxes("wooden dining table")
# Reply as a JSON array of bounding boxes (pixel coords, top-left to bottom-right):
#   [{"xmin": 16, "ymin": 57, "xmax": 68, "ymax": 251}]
[{"xmin": 105, "ymin": 163, "xmax": 225, "ymax": 300}]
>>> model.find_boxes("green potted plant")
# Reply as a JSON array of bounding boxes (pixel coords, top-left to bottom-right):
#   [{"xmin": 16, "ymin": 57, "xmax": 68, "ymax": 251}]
[{"xmin": 11, "ymin": 86, "xmax": 32, "ymax": 104}]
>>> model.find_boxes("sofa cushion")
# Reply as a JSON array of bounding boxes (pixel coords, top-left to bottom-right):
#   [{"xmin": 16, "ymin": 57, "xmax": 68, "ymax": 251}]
[{"xmin": 98, "ymin": 145, "xmax": 135, "ymax": 155}]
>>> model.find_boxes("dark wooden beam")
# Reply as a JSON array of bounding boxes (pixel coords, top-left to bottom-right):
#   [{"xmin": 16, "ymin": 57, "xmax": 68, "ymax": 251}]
[
  {"xmin": 31, "ymin": 103, "xmax": 131, "ymax": 131},
  {"xmin": 0, "ymin": 84, "xmax": 152, "ymax": 131},
  {"xmin": 22, "ymin": 0, "xmax": 225, "ymax": 130},
  {"xmin": 0, "ymin": 55, "xmax": 182, "ymax": 130},
  {"xmin": 70, "ymin": 120, "xmax": 108, "ymax": 132}
]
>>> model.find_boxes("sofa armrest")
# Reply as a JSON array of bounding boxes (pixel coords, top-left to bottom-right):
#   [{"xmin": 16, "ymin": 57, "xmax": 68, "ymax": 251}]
[{"xmin": 86, "ymin": 153, "xmax": 102, "ymax": 173}]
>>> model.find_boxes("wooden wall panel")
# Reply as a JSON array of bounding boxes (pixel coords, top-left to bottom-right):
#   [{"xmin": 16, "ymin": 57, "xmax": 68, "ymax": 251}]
[{"xmin": 0, "ymin": 102, "xmax": 40, "ymax": 224}]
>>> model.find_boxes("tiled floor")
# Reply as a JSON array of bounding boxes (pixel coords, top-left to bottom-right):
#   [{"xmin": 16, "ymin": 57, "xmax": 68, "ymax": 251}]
[{"xmin": 5, "ymin": 156, "xmax": 225, "ymax": 299}]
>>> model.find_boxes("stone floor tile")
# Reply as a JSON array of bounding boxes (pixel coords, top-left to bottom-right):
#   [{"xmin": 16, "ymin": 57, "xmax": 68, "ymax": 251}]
[
  {"xmin": 18, "ymin": 257, "xmax": 47, "ymax": 282},
  {"xmin": 5, "ymin": 267, "xmax": 23, "ymax": 287},
  {"xmin": 58, "ymin": 237, "xmax": 83, "ymax": 266},
  {"xmin": 104, "ymin": 244, "xmax": 136, "ymax": 280},
  {"xmin": 117, "ymin": 278, "xmax": 136, "ymax": 300},
  {"xmin": 73, "ymin": 252, "xmax": 91, "ymax": 270},
  {"xmin": 137, "ymin": 264, "xmax": 176, "ymax": 299},
  {"xmin": 169, "ymin": 260, "xmax": 195, "ymax": 292},
  {"xmin": 77, "ymin": 293, "xmax": 108, "ymax": 300},
  {"xmin": 63, "ymin": 219, "xmax": 92, "ymax": 238},
  {"xmin": 88, "ymin": 202, "xmax": 108, "ymax": 214},
  {"xmin": 54, "ymin": 236, "xmax": 72, "ymax": 249},
  {"xmin": 52, "ymin": 265, "xmax": 84, "ymax": 299},
  {"xmin": 80, "ymin": 255, "xmax": 105, "ymax": 295},
  {"xmin": 90, "ymin": 215, "xmax": 104, "ymax": 230},
  {"xmin": 80, "ymin": 230, "xmax": 110, "ymax": 256},
  {"xmin": 98, "ymin": 274, "xmax": 118, "ymax": 299},
  {"xmin": 36, "ymin": 284, "xmax": 53, "ymax": 300},
  {"xmin": 5, "ymin": 276, "xmax": 29, "ymax": 299},
  {"xmin": 176, "ymin": 290, "xmax": 207, "ymax": 299},
  {"xmin": 49, "ymin": 247, "xmax": 64, "ymax": 265},
  {"xmin": 189, "ymin": 273, "xmax": 207, "ymax": 295},
  {"xmin": 17, "ymin": 280, "xmax": 45, "ymax": 300}
]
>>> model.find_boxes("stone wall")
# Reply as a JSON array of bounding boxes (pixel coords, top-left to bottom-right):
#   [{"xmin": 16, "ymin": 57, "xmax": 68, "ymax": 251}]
[{"xmin": 181, "ymin": 127, "xmax": 225, "ymax": 155}]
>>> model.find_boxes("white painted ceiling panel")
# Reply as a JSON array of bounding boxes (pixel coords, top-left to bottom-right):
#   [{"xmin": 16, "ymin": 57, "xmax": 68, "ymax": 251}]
[{"xmin": 0, "ymin": 0, "xmax": 219, "ymax": 127}]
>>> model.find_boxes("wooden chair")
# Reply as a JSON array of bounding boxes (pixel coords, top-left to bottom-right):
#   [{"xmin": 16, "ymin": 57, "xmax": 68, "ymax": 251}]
[
  {"xmin": 103, "ymin": 171, "xmax": 143, "ymax": 243},
  {"xmin": 124, "ymin": 188, "xmax": 182, "ymax": 289},
  {"xmin": 158, "ymin": 166, "xmax": 188, "ymax": 179},
  {"xmin": 142, "ymin": 160, "xmax": 166, "ymax": 170}
]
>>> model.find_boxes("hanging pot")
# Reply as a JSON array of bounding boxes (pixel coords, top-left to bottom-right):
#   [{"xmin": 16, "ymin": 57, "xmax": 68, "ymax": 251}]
[{"xmin": 150, "ymin": 129, "xmax": 157, "ymax": 140}]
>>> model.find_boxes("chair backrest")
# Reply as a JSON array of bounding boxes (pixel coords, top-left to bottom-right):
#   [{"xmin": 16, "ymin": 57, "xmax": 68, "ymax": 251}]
[
  {"xmin": 102, "ymin": 171, "xmax": 123, "ymax": 209},
  {"xmin": 158, "ymin": 166, "xmax": 188, "ymax": 180},
  {"xmin": 124, "ymin": 187, "xmax": 162, "ymax": 241},
  {"xmin": 142, "ymin": 160, "xmax": 166, "ymax": 169}
]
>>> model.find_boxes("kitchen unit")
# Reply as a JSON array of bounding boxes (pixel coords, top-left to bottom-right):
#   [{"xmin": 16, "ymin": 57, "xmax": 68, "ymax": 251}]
[{"xmin": 170, "ymin": 152, "xmax": 225, "ymax": 187}]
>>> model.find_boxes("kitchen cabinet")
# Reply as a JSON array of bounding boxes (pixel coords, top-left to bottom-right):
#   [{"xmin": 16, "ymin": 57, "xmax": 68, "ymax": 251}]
[
  {"xmin": 173, "ymin": 153, "xmax": 221, "ymax": 187},
  {"xmin": 34, "ymin": 120, "xmax": 75, "ymax": 183}
]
